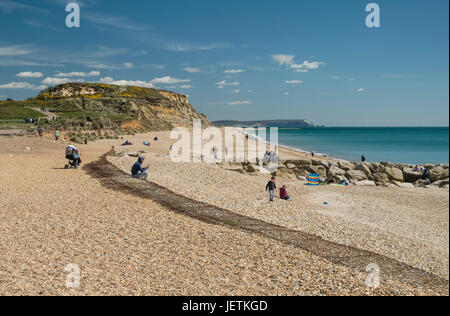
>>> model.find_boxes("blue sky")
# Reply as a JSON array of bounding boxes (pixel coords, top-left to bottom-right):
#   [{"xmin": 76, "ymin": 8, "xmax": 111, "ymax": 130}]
[{"xmin": 0, "ymin": 0, "xmax": 448, "ymax": 126}]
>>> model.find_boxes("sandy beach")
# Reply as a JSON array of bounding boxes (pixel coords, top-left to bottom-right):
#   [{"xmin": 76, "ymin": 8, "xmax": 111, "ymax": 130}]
[{"xmin": 0, "ymin": 132, "xmax": 448, "ymax": 296}]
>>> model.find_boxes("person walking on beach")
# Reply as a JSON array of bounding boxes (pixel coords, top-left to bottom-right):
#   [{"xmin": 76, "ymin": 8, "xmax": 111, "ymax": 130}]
[
  {"xmin": 280, "ymin": 185, "xmax": 291, "ymax": 201},
  {"xmin": 131, "ymin": 157, "xmax": 149, "ymax": 181},
  {"xmin": 55, "ymin": 129, "xmax": 59, "ymax": 141},
  {"xmin": 266, "ymin": 177, "xmax": 277, "ymax": 202}
]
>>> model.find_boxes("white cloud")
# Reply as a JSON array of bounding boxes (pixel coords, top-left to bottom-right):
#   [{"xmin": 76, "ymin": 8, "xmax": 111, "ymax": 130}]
[
  {"xmin": 124, "ymin": 62, "xmax": 134, "ymax": 69},
  {"xmin": 184, "ymin": 67, "xmax": 201, "ymax": 73},
  {"xmin": 98, "ymin": 76, "xmax": 191, "ymax": 88},
  {"xmin": 0, "ymin": 81, "xmax": 47, "ymax": 90},
  {"xmin": 272, "ymin": 55, "xmax": 295, "ymax": 66},
  {"xmin": 216, "ymin": 80, "xmax": 240, "ymax": 88},
  {"xmin": 89, "ymin": 64, "xmax": 116, "ymax": 70},
  {"xmin": 284, "ymin": 92, "xmax": 289, "ymax": 96},
  {"xmin": 16, "ymin": 71, "xmax": 43, "ymax": 78},
  {"xmin": 0, "ymin": 45, "xmax": 32, "ymax": 56},
  {"xmin": 273, "ymin": 54, "xmax": 324, "ymax": 73},
  {"xmin": 232, "ymin": 89, "xmax": 240, "ymax": 94},
  {"xmin": 285, "ymin": 80, "xmax": 304, "ymax": 84},
  {"xmin": 54, "ymin": 71, "xmax": 100, "ymax": 78},
  {"xmin": 99, "ymin": 77, "xmax": 154, "ymax": 88},
  {"xmin": 42, "ymin": 77, "xmax": 85, "ymax": 85},
  {"xmin": 357, "ymin": 88, "xmax": 365, "ymax": 92},
  {"xmin": 151, "ymin": 76, "xmax": 191, "ymax": 85},
  {"xmin": 224, "ymin": 69, "xmax": 245, "ymax": 74},
  {"xmin": 330, "ymin": 76, "xmax": 344, "ymax": 80},
  {"xmin": 290, "ymin": 60, "xmax": 324, "ymax": 72},
  {"xmin": 228, "ymin": 100, "xmax": 252, "ymax": 105}
]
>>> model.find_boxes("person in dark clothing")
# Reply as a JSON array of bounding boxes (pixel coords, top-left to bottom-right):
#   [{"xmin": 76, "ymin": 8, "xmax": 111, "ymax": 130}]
[
  {"xmin": 266, "ymin": 177, "xmax": 277, "ymax": 202},
  {"xmin": 131, "ymin": 157, "xmax": 149, "ymax": 180},
  {"xmin": 361, "ymin": 155, "xmax": 366, "ymax": 162}
]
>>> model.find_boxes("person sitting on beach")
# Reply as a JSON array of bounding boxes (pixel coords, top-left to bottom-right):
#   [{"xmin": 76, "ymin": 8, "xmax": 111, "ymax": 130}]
[
  {"xmin": 131, "ymin": 157, "xmax": 149, "ymax": 180},
  {"xmin": 122, "ymin": 140, "xmax": 133, "ymax": 146},
  {"xmin": 65, "ymin": 144, "xmax": 81, "ymax": 169},
  {"xmin": 266, "ymin": 177, "xmax": 277, "ymax": 202},
  {"xmin": 280, "ymin": 185, "xmax": 290, "ymax": 201}
]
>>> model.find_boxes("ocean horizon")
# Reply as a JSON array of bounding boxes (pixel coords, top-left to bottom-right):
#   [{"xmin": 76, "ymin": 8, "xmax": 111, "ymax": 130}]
[{"xmin": 263, "ymin": 126, "xmax": 449, "ymax": 165}]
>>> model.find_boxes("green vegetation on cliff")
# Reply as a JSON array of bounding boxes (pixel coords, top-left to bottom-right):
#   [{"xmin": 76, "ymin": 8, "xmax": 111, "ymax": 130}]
[{"xmin": 0, "ymin": 83, "xmax": 210, "ymax": 133}]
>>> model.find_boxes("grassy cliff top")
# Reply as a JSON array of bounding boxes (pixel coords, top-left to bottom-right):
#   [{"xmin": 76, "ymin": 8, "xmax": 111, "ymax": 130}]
[{"xmin": 32, "ymin": 83, "xmax": 186, "ymax": 100}]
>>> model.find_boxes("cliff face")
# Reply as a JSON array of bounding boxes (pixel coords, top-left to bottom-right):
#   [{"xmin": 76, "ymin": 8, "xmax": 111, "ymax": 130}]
[{"xmin": 31, "ymin": 83, "xmax": 210, "ymax": 131}]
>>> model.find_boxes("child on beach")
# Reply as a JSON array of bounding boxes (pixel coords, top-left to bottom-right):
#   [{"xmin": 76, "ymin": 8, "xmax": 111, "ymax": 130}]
[
  {"xmin": 266, "ymin": 177, "xmax": 277, "ymax": 202},
  {"xmin": 280, "ymin": 185, "xmax": 290, "ymax": 201}
]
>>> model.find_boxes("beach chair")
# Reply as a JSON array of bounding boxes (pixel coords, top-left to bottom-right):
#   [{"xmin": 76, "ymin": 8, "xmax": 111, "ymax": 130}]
[{"xmin": 307, "ymin": 174, "xmax": 320, "ymax": 186}]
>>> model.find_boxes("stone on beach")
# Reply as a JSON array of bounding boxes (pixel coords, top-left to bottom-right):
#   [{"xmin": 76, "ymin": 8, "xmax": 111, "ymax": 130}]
[
  {"xmin": 355, "ymin": 162, "xmax": 372, "ymax": 177},
  {"xmin": 385, "ymin": 167, "xmax": 404, "ymax": 182},
  {"xmin": 403, "ymin": 168, "xmax": 424, "ymax": 183},
  {"xmin": 354, "ymin": 180, "xmax": 377, "ymax": 187},
  {"xmin": 345, "ymin": 170, "xmax": 368, "ymax": 182},
  {"xmin": 327, "ymin": 165, "xmax": 346, "ymax": 178}
]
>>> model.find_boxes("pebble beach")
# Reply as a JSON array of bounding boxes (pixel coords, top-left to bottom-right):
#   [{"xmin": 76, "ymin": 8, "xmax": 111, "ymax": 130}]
[{"xmin": 0, "ymin": 132, "xmax": 448, "ymax": 296}]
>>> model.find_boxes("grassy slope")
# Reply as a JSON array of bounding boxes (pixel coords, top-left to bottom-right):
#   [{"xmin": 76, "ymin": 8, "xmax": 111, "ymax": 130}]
[{"xmin": 0, "ymin": 102, "xmax": 46, "ymax": 120}]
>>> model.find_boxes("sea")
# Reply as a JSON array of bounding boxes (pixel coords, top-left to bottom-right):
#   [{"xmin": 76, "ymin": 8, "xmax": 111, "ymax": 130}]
[{"xmin": 257, "ymin": 127, "xmax": 449, "ymax": 165}]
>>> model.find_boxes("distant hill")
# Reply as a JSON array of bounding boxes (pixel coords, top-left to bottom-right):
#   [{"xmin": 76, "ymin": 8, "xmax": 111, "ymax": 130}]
[{"xmin": 213, "ymin": 119, "xmax": 315, "ymax": 128}]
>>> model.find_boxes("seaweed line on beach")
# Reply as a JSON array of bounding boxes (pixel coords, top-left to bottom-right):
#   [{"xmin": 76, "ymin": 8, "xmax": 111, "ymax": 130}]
[{"xmin": 84, "ymin": 150, "xmax": 449, "ymax": 295}]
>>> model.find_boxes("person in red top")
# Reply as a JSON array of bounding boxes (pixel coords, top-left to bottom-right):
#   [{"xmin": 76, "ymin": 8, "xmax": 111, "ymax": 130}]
[{"xmin": 280, "ymin": 185, "xmax": 291, "ymax": 201}]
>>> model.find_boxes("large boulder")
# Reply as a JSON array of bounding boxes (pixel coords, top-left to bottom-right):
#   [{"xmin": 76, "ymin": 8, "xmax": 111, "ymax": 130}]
[
  {"xmin": 373, "ymin": 172, "xmax": 389, "ymax": 184},
  {"xmin": 335, "ymin": 175, "xmax": 349, "ymax": 184},
  {"xmin": 355, "ymin": 163, "xmax": 372, "ymax": 177},
  {"xmin": 288, "ymin": 158, "xmax": 312, "ymax": 166},
  {"xmin": 307, "ymin": 165, "xmax": 327, "ymax": 177},
  {"xmin": 354, "ymin": 180, "xmax": 376, "ymax": 187},
  {"xmin": 429, "ymin": 166, "xmax": 449, "ymax": 182},
  {"xmin": 286, "ymin": 163, "xmax": 296, "ymax": 169},
  {"xmin": 273, "ymin": 168, "xmax": 297, "ymax": 180},
  {"xmin": 415, "ymin": 179, "xmax": 431, "ymax": 188},
  {"xmin": 345, "ymin": 170, "xmax": 368, "ymax": 181},
  {"xmin": 294, "ymin": 169, "xmax": 311, "ymax": 178},
  {"xmin": 338, "ymin": 161, "xmax": 355, "ymax": 171},
  {"xmin": 393, "ymin": 181, "xmax": 415, "ymax": 189},
  {"xmin": 369, "ymin": 163, "xmax": 386, "ymax": 173},
  {"xmin": 313, "ymin": 160, "xmax": 330, "ymax": 168},
  {"xmin": 385, "ymin": 167, "xmax": 404, "ymax": 182},
  {"xmin": 432, "ymin": 178, "xmax": 449, "ymax": 188},
  {"xmin": 327, "ymin": 165, "xmax": 346, "ymax": 178},
  {"xmin": 403, "ymin": 168, "xmax": 423, "ymax": 183}
]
